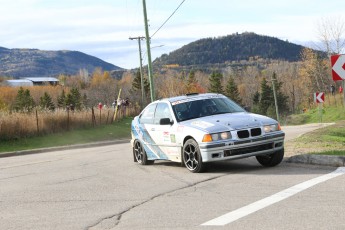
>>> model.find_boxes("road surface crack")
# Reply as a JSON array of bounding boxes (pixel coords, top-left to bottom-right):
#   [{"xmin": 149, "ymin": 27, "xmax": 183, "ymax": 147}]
[{"xmin": 85, "ymin": 174, "xmax": 226, "ymax": 229}]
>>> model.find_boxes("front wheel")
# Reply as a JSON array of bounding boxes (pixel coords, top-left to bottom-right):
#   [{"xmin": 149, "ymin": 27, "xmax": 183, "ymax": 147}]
[
  {"xmin": 182, "ymin": 139, "xmax": 205, "ymax": 173},
  {"xmin": 133, "ymin": 140, "xmax": 154, "ymax": 165},
  {"xmin": 256, "ymin": 148, "xmax": 284, "ymax": 167}
]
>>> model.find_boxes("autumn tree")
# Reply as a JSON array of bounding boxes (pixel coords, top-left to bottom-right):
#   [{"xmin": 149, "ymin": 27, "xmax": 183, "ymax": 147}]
[
  {"xmin": 155, "ymin": 69, "xmax": 187, "ymax": 98},
  {"xmin": 186, "ymin": 70, "xmax": 198, "ymax": 93},
  {"xmin": 0, "ymin": 97, "xmax": 7, "ymax": 111},
  {"xmin": 88, "ymin": 68, "xmax": 118, "ymax": 107},
  {"xmin": 299, "ymin": 48, "xmax": 330, "ymax": 102}
]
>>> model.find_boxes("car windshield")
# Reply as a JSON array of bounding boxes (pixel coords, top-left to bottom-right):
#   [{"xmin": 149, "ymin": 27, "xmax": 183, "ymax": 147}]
[{"xmin": 172, "ymin": 97, "xmax": 245, "ymax": 122}]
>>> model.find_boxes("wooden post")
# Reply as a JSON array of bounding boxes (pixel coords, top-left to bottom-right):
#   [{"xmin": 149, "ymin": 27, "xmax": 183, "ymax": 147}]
[
  {"xmin": 99, "ymin": 109, "xmax": 101, "ymax": 125},
  {"xmin": 91, "ymin": 107, "xmax": 95, "ymax": 127},
  {"xmin": 36, "ymin": 109, "xmax": 39, "ymax": 135},
  {"xmin": 67, "ymin": 107, "xmax": 70, "ymax": 131},
  {"xmin": 113, "ymin": 89, "xmax": 122, "ymax": 122},
  {"xmin": 106, "ymin": 110, "xmax": 110, "ymax": 124}
]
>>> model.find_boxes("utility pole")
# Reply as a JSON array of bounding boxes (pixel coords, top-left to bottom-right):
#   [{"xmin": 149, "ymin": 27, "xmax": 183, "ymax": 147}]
[
  {"xmin": 271, "ymin": 74, "xmax": 280, "ymax": 122},
  {"xmin": 142, "ymin": 0, "xmax": 155, "ymax": 102},
  {"xmin": 129, "ymin": 36, "xmax": 146, "ymax": 108}
]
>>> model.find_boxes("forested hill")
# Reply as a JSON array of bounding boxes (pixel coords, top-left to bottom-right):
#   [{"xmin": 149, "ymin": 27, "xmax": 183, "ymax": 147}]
[
  {"xmin": 0, "ymin": 47, "xmax": 122, "ymax": 78},
  {"xmin": 154, "ymin": 32, "xmax": 309, "ymax": 66}
]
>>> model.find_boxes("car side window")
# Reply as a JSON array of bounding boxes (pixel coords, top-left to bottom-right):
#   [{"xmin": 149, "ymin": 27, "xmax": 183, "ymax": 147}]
[
  {"xmin": 139, "ymin": 103, "xmax": 157, "ymax": 124},
  {"xmin": 154, "ymin": 103, "xmax": 172, "ymax": 124}
]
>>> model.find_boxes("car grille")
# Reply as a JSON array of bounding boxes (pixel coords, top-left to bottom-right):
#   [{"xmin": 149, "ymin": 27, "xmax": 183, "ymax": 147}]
[
  {"xmin": 224, "ymin": 143, "xmax": 273, "ymax": 157},
  {"xmin": 237, "ymin": 128, "xmax": 261, "ymax": 139}
]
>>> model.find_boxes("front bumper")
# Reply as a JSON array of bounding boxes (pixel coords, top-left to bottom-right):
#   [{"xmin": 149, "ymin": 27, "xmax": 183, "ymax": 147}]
[{"xmin": 199, "ymin": 132, "xmax": 285, "ymax": 162}]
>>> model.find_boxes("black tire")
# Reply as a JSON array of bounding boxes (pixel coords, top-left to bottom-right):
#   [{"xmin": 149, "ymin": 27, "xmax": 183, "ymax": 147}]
[
  {"xmin": 133, "ymin": 140, "xmax": 154, "ymax": 165},
  {"xmin": 182, "ymin": 139, "xmax": 204, "ymax": 173},
  {"xmin": 256, "ymin": 148, "xmax": 284, "ymax": 167}
]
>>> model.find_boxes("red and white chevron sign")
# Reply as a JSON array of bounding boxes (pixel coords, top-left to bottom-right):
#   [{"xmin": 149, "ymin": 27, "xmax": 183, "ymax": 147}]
[
  {"xmin": 331, "ymin": 54, "xmax": 345, "ymax": 81},
  {"xmin": 314, "ymin": 92, "xmax": 324, "ymax": 103}
]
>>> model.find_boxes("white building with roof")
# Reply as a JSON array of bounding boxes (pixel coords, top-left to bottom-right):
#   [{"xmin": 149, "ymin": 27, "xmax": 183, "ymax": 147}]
[{"xmin": 4, "ymin": 77, "xmax": 59, "ymax": 87}]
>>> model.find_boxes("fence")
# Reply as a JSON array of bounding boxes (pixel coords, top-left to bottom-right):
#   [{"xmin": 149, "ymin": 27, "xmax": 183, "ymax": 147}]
[{"xmin": 0, "ymin": 105, "xmax": 140, "ymax": 141}]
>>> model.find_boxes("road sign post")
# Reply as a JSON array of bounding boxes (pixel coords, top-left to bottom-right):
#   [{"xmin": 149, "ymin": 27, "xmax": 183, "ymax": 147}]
[
  {"xmin": 314, "ymin": 92, "xmax": 324, "ymax": 123},
  {"xmin": 331, "ymin": 54, "xmax": 345, "ymax": 106}
]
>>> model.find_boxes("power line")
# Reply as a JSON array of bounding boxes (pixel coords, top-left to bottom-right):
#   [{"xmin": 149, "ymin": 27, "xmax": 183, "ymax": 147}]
[{"xmin": 151, "ymin": 0, "xmax": 186, "ymax": 38}]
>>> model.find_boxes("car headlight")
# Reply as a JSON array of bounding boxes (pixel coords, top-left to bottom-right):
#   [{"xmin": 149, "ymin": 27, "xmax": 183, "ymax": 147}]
[
  {"xmin": 264, "ymin": 124, "xmax": 281, "ymax": 133},
  {"xmin": 202, "ymin": 131, "xmax": 232, "ymax": 142}
]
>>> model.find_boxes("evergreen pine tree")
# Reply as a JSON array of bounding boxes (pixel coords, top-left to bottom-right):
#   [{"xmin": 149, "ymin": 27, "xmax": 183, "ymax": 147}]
[
  {"xmin": 258, "ymin": 78, "xmax": 273, "ymax": 115},
  {"xmin": 82, "ymin": 93, "xmax": 88, "ymax": 109},
  {"xmin": 39, "ymin": 92, "xmax": 55, "ymax": 111},
  {"xmin": 70, "ymin": 87, "xmax": 82, "ymax": 110},
  {"xmin": 131, "ymin": 71, "xmax": 150, "ymax": 96},
  {"xmin": 251, "ymin": 91, "xmax": 261, "ymax": 114},
  {"xmin": 208, "ymin": 71, "xmax": 223, "ymax": 94},
  {"xmin": 186, "ymin": 70, "xmax": 198, "ymax": 93},
  {"xmin": 272, "ymin": 72, "xmax": 289, "ymax": 114},
  {"xmin": 14, "ymin": 87, "xmax": 35, "ymax": 112},
  {"xmin": 65, "ymin": 93, "xmax": 74, "ymax": 110},
  {"xmin": 253, "ymin": 91, "xmax": 260, "ymax": 104},
  {"xmin": 23, "ymin": 89, "xmax": 35, "ymax": 112},
  {"xmin": 57, "ymin": 90, "xmax": 66, "ymax": 108},
  {"xmin": 254, "ymin": 73, "xmax": 289, "ymax": 117},
  {"xmin": 225, "ymin": 75, "xmax": 242, "ymax": 105},
  {"xmin": 13, "ymin": 87, "xmax": 25, "ymax": 111},
  {"xmin": 132, "ymin": 71, "xmax": 142, "ymax": 91}
]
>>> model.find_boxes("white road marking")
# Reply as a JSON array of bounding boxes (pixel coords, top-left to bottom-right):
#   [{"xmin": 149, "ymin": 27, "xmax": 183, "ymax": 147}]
[{"xmin": 201, "ymin": 167, "xmax": 345, "ymax": 226}]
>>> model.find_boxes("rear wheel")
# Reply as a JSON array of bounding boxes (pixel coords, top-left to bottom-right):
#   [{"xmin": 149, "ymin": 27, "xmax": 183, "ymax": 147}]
[
  {"xmin": 256, "ymin": 148, "xmax": 284, "ymax": 167},
  {"xmin": 182, "ymin": 139, "xmax": 204, "ymax": 173},
  {"xmin": 133, "ymin": 140, "xmax": 154, "ymax": 165}
]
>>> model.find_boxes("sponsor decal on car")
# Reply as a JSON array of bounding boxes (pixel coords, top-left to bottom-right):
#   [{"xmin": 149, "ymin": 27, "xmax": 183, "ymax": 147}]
[
  {"xmin": 170, "ymin": 134, "xmax": 176, "ymax": 143},
  {"xmin": 163, "ymin": 131, "xmax": 170, "ymax": 142},
  {"xmin": 191, "ymin": 120, "xmax": 214, "ymax": 129}
]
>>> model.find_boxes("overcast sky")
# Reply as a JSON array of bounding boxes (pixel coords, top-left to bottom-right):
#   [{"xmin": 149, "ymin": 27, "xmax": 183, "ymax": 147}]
[{"xmin": 0, "ymin": 0, "xmax": 344, "ymax": 69}]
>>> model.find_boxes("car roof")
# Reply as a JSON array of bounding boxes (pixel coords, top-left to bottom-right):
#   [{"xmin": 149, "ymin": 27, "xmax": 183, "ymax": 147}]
[{"xmin": 157, "ymin": 93, "xmax": 226, "ymax": 104}]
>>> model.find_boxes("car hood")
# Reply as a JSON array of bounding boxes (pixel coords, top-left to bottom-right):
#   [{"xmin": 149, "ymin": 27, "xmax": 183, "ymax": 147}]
[{"xmin": 180, "ymin": 112, "xmax": 276, "ymax": 133}]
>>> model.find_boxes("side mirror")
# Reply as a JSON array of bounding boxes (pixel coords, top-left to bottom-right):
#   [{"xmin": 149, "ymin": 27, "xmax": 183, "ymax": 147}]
[{"xmin": 160, "ymin": 118, "xmax": 173, "ymax": 125}]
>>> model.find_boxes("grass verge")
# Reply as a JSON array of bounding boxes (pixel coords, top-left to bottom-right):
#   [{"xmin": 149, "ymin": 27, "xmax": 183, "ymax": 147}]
[
  {"xmin": 287, "ymin": 120, "xmax": 345, "ymax": 156},
  {"xmin": 0, "ymin": 117, "xmax": 132, "ymax": 153}
]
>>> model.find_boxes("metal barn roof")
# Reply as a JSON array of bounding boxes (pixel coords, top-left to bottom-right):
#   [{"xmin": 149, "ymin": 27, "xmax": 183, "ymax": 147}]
[
  {"xmin": 5, "ymin": 79, "xmax": 34, "ymax": 87},
  {"xmin": 25, "ymin": 77, "xmax": 59, "ymax": 82}
]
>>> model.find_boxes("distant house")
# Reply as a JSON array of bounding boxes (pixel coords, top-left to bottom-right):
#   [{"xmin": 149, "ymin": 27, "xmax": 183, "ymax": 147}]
[
  {"xmin": 4, "ymin": 77, "xmax": 59, "ymax": 87},
  {"xmin": 4, "ymin": 79, "xmax": 34, "ymax": 87},
  {"xmin": 25, "ymin": 77, "xmax": 59, "ymax": 86}
]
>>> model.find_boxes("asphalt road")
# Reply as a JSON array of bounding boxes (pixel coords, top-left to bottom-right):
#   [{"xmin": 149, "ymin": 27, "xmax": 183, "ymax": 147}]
[{"xmin": 1, "ymin": 124, "xmax": 344, "ymax": 230}]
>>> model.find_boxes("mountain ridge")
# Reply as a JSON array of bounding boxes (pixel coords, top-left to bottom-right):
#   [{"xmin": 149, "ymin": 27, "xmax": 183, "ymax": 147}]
[
  {"xmin": 153, "ymin": 32, "xmax": 322, "ymax": 67},
  {"xmin": 0, "ymin": 47, "xmax": 122, "ymax": 78}
]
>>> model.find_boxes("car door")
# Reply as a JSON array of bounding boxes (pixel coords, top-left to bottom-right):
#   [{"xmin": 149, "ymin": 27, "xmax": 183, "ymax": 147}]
[
  {"xmin": 151, "ymin": 102, "xmax": 181, "ymax": 162},
  {"xmin": 137, "ymin": 103, "xmax": 159, "ymax": 160}
]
